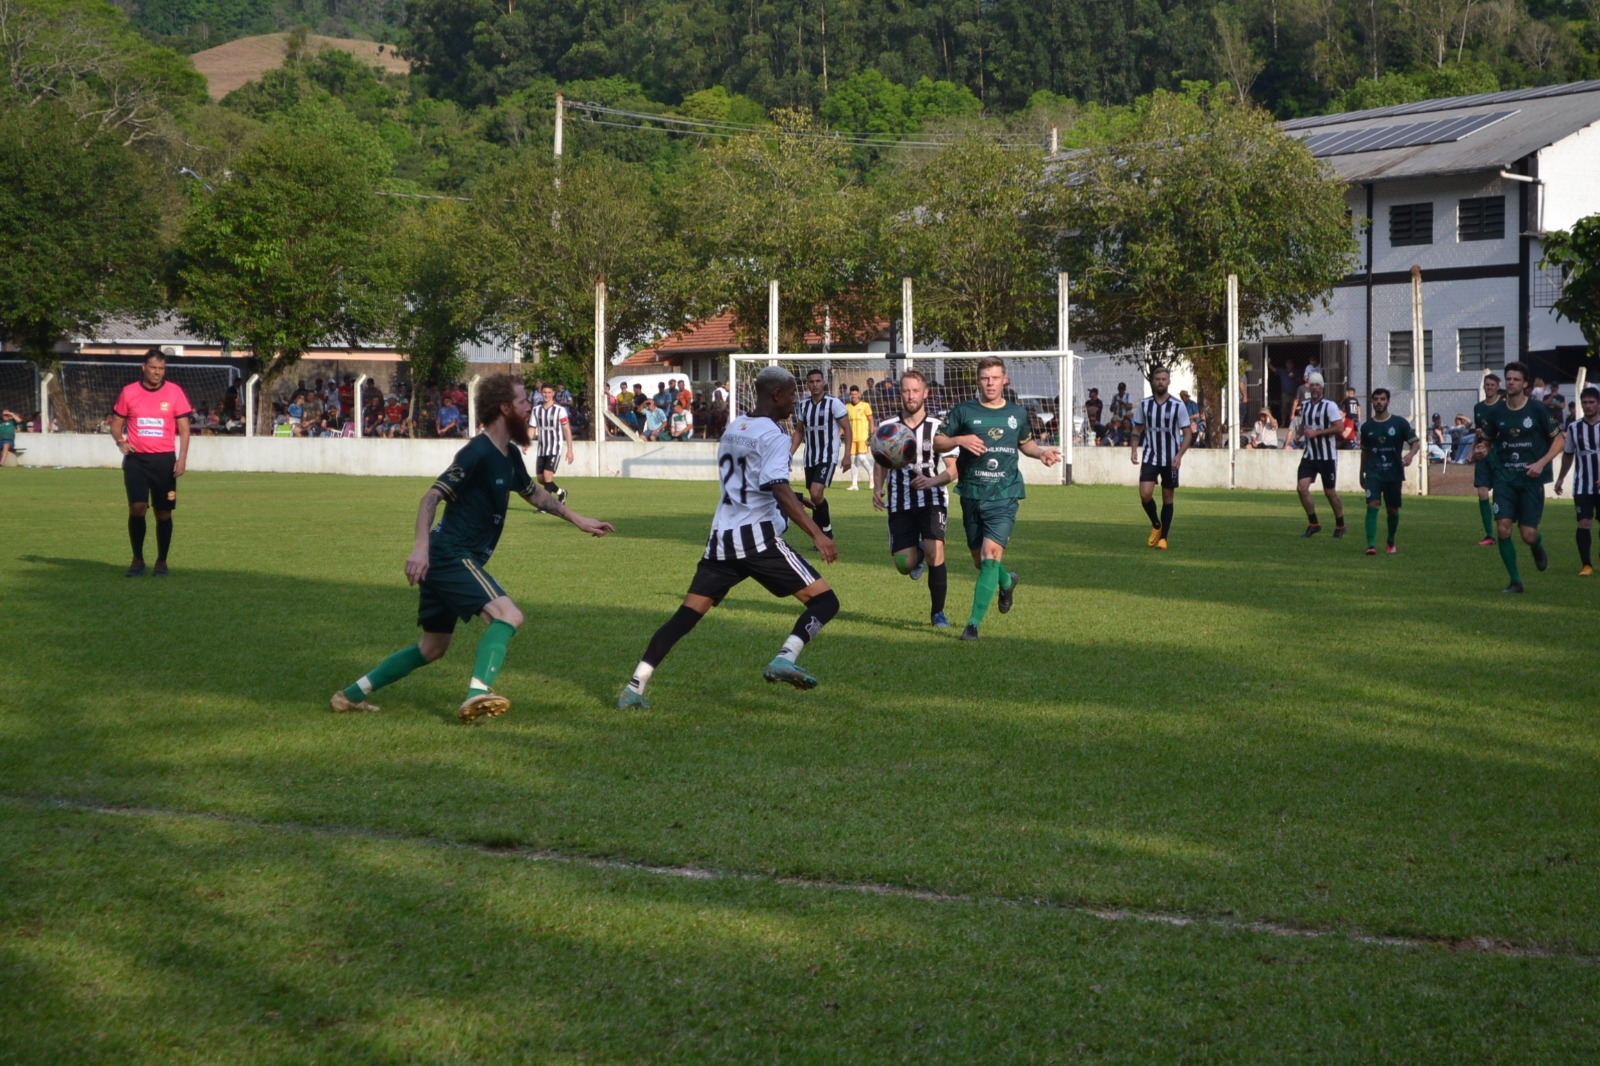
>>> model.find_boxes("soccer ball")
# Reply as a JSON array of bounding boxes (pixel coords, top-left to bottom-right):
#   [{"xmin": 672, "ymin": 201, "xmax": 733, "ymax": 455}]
[{"xmin": 870, "ymin": 422, "xmax": 917, "ymax": 469}]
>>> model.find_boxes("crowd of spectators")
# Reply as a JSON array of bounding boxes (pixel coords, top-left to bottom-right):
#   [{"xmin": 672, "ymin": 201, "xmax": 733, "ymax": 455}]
[{"xmin": 607, "ymin": 378, "xmax": 721, "ymax": 440}]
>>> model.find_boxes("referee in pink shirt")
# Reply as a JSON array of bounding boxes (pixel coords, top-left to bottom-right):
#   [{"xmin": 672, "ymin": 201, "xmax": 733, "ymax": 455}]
[{"xmin": 108, "ymin": 348, "xmax": 192, "ymax": 577}]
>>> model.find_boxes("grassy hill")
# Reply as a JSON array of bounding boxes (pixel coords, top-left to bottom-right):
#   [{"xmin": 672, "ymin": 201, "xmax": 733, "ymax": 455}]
[{"xmin": 189, "ymin": 33, "xmax": 409, "ymax": 99}]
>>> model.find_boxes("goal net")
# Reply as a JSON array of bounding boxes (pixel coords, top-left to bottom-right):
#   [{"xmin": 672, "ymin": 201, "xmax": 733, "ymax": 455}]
[
  {"xmin": 0, "ymin": 361, "xmax": 41, "ymax": 422},
  {"xmin": 730, "ymin": 350, "xmax": 1070, "ymax": 448},
  {"xmin": 53, "ymin": 362, "xmax": 243, "ymax": 432}
]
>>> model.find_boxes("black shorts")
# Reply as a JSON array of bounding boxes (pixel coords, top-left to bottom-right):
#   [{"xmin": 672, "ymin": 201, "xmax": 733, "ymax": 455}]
[
  {"xmin": 536, "ymin": 453, "xmax": 561, "ymax": 475},
  {"xmin": 1575, "ymin": 494, "xmax": 1599, "ymax": 522},
  {"xmin": 804, "ymin": 461, "xmax": 838, "ymax": 490},
  {"xmin": 1139, "ymin": 462, "xmax": 1178, "ymax": 490},
  {"xmin": 1365, "ymin": 479, "xmax": 1403, "ymax": 510},
  {"xmin": 1297, "ymin": 458, "xmax": 1338, "ymax": 489},
  {"xmin": 887, "ymin": 506, "xmax": 947, "ymax": 554},
  {"xmin": 417, "ymin": 555, "xmax": 507, "ymax": 634},
  {"xmin": 1474, "ymin": 459, "xmax": 1495, "ymax": 489},
  {"xmin": 123, "ymin": 452, "xmax": 178, "ymax": 509},
  {"xmin": 688, "ymin": 542, "xmax": 822, "ymax": 604}
]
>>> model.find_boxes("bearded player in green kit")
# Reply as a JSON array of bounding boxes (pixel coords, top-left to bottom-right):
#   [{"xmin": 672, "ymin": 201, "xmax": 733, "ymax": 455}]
[
  {"xmin": 934, "ymin": 357, "xmax": 1061, "ymax": 641},
  {"xmin": 1357, "ymin": 387, "xmax": 1420, "ymax": 555}
]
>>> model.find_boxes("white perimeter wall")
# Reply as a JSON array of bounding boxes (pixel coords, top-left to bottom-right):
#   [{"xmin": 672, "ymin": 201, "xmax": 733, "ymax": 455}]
[{"xmin": 17, "ymin": 432, "xmax": 1452, "ymax": 492}]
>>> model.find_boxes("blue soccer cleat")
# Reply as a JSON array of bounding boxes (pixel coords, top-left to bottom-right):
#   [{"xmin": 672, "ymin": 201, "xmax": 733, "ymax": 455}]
[
  {"xmin": 616, "ymin": 688, "xmax": 650, "ymax": 710},
  {"xmin": 763, "ymin": 656, "xmax": 817, "ymax": 690},
  {"xmin": 930, "ymin": 611, "xmax": 950, "ymax": 628}
]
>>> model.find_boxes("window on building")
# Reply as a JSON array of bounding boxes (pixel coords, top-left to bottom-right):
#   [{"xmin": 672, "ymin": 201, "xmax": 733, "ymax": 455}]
[
  {"xmin": 1458, "ymin": 196, "xmax": 1505, "ymax": 241},
  {"xmin": 1390, "ymin": 202, "xmax": 1433, "ymax": 247},
  {"xmin": 1388, "ymin": 330, "xmax": 1434, "ymax": 371},
  {"xmin": 1458, "ymin": 327, "xmax": 1505, "ymax": 372}
]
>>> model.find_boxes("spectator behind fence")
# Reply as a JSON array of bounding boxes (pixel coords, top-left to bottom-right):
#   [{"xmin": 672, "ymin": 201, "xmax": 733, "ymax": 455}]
[
  {"xmin": 1426, "ymin": 414, "xmax": 1448, "ymax": 462},
  {"xmin": 709, "ymin": 381, "xmax": 730, "ymax": 438},
  {"xmin": 383, "ymin": 395, "xmax": 407, "ymax": 438},
  {"xmin": 1450, "ymin": 414, "xmax": 1475, "ymax": 463},
  {"xmin": 1247, "ymin": 408, "xmax": 1279, "ymax": 449},
  {"xmin": 669, "ymin": 398, "xmax": 694, "ymax": 441},
  {"xmin": 437, "ymin": 396, "xmax": 464, "ymax": 438},
  {"xmin": 1, "ymin": 407, "xmax": 20, "ymax": 466},
  {"xmin": 640, "ymin": 398, "xmax": 667, "ymax": 440},
  {"xmin": 1099, "ymin": 415, "xmax": 1130, "ymax": 447},
  {"xmin": 1084, "ymin": 388, "xmax": 1103, "ymax": 438}
]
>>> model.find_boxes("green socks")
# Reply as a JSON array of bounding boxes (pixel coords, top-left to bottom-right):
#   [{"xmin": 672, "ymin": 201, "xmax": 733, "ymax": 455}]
[
  {"xmin": 344, "ymin": 644, "xmax": 429, "ymax": 702},
  {"xmin": 1497, "ymin": 536, "xmax": 1521, "ymax": 582},
  {"xmin": 1479, "ymin": 499, "xmax": 1494, "ymax": 538},
  {"xmin": 1365, "ymin": 509, "xmax": 1378, "ymax": 548},
  {"xmin": 468, "ymin": 619, "xmax": 517, "ymax": 696},
  {"xmin": 969, "ymin": 559, "xmax": 1003, "ymax": 627}
]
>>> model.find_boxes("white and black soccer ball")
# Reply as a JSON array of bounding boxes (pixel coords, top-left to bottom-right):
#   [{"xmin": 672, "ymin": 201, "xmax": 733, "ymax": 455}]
[{"xmin": 870, "ymin": 422, "xmax": 917, "ymax": 469}]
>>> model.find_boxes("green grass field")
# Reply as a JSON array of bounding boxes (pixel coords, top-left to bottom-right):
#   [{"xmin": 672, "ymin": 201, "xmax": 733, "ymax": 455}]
[{"xmin": 3, "ymin": 468, "xmax": 1598, "ymax": 1062}]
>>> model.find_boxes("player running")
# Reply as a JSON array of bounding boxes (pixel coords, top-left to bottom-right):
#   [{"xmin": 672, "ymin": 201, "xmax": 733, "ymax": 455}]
[
  {"xmin": 1357, "ymin": 388, "xmax": 1420, "ymax": 556},
  {"xmin": 1472, "ymin": 361, "xmax": 1566, "ymax": 593},
  {"xmin": 790, "ymin": 369, "xmax": 852, "ymax": 540},
  {"xmin": 1554, "ymin": 385, "xmax": 1600, "ymax": 576},
  {"xmin": 1285, "ymin": 372, "xmax": 1348, "ymax": 538},
  {"xmin": 331, "ymin": 375, "xmax": 614, "ymax": 722},
  {"xmin": 1472, "ymin": 373, "xmax": 1505, "ymax": 545},
  {"xmin": 108, "ymin": 348, "xmax": 193, "ymax": 577},
  {"xmin": 873, "ymin": 369, "xmax": 959, "ymax": 627},
  {"xmin": 529, "ymin": 383, "xmax": 575, "ymax": 503},
  {"xmin": 1129, "ymin": 365, "xmax": 1193, "ymax": 550},
  {"xmin": 619, "ymin": 367, "xmax": 839, "ymax": 708},
  {"xmin": 934, "ymin": 357, "xmax": 1061, "ymax": 641}
]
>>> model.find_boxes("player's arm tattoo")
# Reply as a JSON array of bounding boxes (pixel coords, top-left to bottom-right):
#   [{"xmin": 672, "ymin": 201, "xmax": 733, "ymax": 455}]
[{"xmin": 521, "ymin": 482, "xmax": 573, "ymax": 520}]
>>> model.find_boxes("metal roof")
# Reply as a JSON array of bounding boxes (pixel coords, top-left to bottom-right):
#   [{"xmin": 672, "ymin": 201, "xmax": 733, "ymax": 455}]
[{"xmin": 1279, "ymin": 81, "xmax": 1600, "ymax": 182}]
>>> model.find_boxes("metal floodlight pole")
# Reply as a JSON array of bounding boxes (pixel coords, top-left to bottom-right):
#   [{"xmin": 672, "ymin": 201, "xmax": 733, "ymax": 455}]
[
  {"xmin": 1227, "ymin": 273, "xmax": 1240, "ymax": 489},
  {"xmin": 245, "ymin": 373, "xmax": 260, "ymax": 436},
  {"xmin": 768, "ymin": 280, "xmax": 779, "ymax": 361},
  {"xmin": 1059, "ymin": 272, "xmax": 1071, "ymax": 484},
  {"xmin": 353, "ymin": 374, "xmax": 368, "ymax": 438},
  {"xmin": 594, "ymin": 278, "xmax": 606, "ymax": 477},
  {"xmin": 468, "ymin": 373, "xmax": 481, "ymax": 434},
  {"xmin": 901, "ymin": 277, "xmax": 915, "ymax": 372},
  {"xmin": 1411, "ymin": 265, "xmax": 1428, "ymax": 497}
]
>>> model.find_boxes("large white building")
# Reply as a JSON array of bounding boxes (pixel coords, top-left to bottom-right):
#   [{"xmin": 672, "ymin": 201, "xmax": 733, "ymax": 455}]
[{"xmin": 1259, "ymin": 80, "xmax": 1600, "ymax": 426}]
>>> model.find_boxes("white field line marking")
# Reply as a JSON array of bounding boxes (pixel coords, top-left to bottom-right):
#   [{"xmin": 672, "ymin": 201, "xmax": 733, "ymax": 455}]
[{"xmin": 7, "ymin": 793, "xmax": 1594, "ymax": 963}]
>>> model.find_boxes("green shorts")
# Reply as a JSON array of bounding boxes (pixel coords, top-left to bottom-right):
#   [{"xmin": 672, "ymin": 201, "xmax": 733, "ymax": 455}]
[
  {"xmin": 1492, "ymin": 479, "xmax": 1545, "ymax": 529},
  {"xmin": 1365, "ymin": 479, "xmax": 1403, "ymax": 510},
  {"xmin": 418, "ymin": 554, "xmax": 507, "ymax": 634},
  {"xmin": 959, "ymin": 496, "xmax": 1020, "ymax": 550}
]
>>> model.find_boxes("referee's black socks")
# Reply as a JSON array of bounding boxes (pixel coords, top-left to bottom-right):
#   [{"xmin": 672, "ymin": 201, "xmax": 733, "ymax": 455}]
[{"xmin": 128, "ymin": 514, "xmax": 147, "ymax": 560}]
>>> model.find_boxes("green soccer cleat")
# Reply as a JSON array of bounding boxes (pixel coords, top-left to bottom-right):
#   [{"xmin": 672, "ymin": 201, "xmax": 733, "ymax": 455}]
[
  {"xmin": 763, "ymin": 656, "xmax": 817, "ymax": 690},
  {"xmin": 457, "ymin": 692, "xmax": 511, "ymax": 723},
  {"xmin": 616, "ymin": 688, "xmax": 650, "ymax": 710}
]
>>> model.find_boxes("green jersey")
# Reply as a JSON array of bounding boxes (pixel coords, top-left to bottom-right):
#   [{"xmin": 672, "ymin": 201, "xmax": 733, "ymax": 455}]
[
  {"xmin": 1358, "ymin": 415, "xmax": 1417, "ymax": 484},
  {"xmin": 430, "ymin": 433, "xmax": 533, "ymax": 561},
  {"xmin": 944, "ymin": 398, "xmax": 1034, "ymax": 501},
  {"xmin": 1479, "ymin": 398, "xmax": 1562, "ymax": 486},
  {"xmin": 0, "ymin": 417, "xmax": 16, "ymax": 443},
  {"xmin": 1472, "ymin": 395, "xmax": 1504, "ymax": 439}
]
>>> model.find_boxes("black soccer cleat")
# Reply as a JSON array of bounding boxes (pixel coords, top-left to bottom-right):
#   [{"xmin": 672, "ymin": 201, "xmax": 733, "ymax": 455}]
[
  {"xmin": 1532, "ymin": 542, "xmax": 1549, "ymax": 572},
  {"xmin": 997, "ymin": 572, "xmax": 1018, "ymax": 614},
  {"xmin": 959, "ymin": 624, "xmax": 980, "ymax": 641},
  {"xmin": 1301, "ymin": 524, "xmax": 1322, "ymax": 539},
  {"xmin": 152, "ymin": 562, "xmax": 169, "ymax": 577},
  {"xmin": 125, "ymin": 560, "xmax": 147, "ymax": 577},
  {"xmin": 1502, "ymin": 581, "xmax": 1525, "ymax": 594},
  {"xmin": 1331, "ymin": 525, "xmax": 1348, "ymax": 539}
]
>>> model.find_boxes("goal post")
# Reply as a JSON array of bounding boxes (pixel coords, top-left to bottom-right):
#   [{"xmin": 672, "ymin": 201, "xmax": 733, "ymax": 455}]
[{"xmin": 730, "ymin": 350, "xmax": 1072, "ymax": 483}]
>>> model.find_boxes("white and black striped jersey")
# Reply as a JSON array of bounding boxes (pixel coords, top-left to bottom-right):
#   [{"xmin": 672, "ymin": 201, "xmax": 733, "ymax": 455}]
[
  {"xmin": 530, "ymin": 403, "xmax": 569, "ymax": 457},
  {"xmin": 1132, "ymin": 395, "xmax": 1191, "ymax": 466},
  {"xmin": 1297, "ymin": 398, "xmax": 1345, "ymax": 462},
  {"xmin": 1565, "ymin": 417, "xmax": 1600, "ymax": 495},
  {"xmin": 704, "ymin": 415, "xmax": 795, "ymax": 560},
  {"xmin": 797, "ymin": 394, "xmax": 848, "ymax": 468},
  {"xmin": 879, "ymin": 415, "xmax": 957, "ymax": 512}
]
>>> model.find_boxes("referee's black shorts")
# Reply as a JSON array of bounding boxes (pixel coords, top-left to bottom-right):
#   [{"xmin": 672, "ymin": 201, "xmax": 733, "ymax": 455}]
[
  {"xmin": 689, "ymin": 542, "xmax": 821, "ymax": 604},
  {"xmin": 123, "ymin": 451, "xmax": 178, "ymax": 509}
]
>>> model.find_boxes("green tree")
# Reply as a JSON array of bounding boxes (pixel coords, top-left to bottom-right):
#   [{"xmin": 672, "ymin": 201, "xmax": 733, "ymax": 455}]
[
  {"xmin": 880, "ymin": 136, "xmax": 1058, "ymax": 351},
  {"xmin": 674, "ymin": 109, "xmax": 881, "ymax": 349},
  {"xmin": 468, "ymin": 151, "xmax": 688, "ymax": 383},
  {"xmin": 1544, "ymin": 215, "xmax": 1600, "ymax": 360},
  {"xmin": 1062, "ymin": 90, "xmax": 1358, "ymax": 392},
  {"xmin": 0, "ymin": 102, "xmax": 165, "ymax": 427},
  {"xmin": 175, "ymin": 127, "xmax": 397, "ymax": 431}
]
